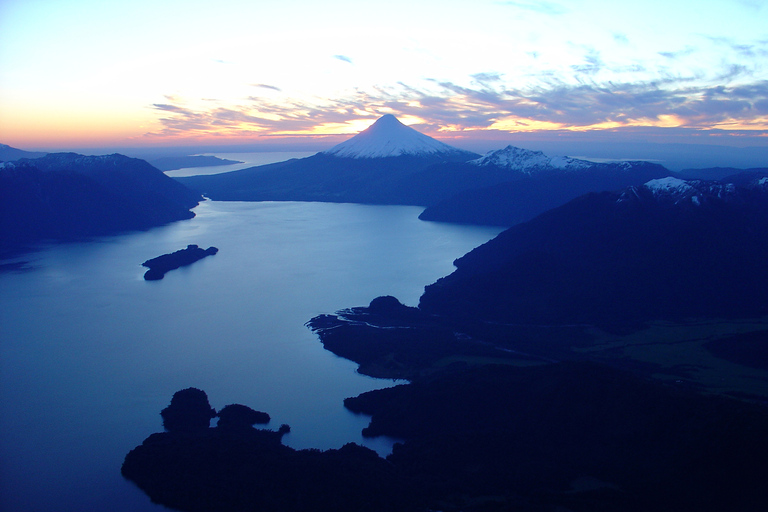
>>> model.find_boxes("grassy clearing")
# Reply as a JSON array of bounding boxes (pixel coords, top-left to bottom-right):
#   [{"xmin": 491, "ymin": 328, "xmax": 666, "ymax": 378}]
[
  {"xmin": 433, "ymin": 354, "xmax": 546, "ymax": 369},
  {"xmin": 573, "ymin": 317, "xmax": 768, "ymax": 401}
]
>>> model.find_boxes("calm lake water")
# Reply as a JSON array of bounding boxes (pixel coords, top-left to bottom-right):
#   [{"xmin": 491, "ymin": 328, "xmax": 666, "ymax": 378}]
[
  {"xmin": 0, "ymin": 200, "xmax": 502, "ymax": 512},
  {"xmin": 163, "ymin": 151, "xmax": 317, "ymax": 177}
]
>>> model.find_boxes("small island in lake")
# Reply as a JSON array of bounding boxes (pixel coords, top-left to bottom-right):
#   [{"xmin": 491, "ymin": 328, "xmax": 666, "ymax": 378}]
[{"xmin": 142, "ymin": 244, "xmax": 218, "ymax": 280}]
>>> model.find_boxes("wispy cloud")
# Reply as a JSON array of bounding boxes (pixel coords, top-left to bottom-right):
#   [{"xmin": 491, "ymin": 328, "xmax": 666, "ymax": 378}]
[
  {"xmin": 471, "ymin": 72, "xmax": 504, "ymax": 86},
  {"xmin": 737, "ymin": 0, "xmax": 764, "ymax": 10},
  {"xmin": 706, "ymin": 36, "xmax": 768, "ymax": 60},
  {"xmin": 571, "ymin": 48, "xmax": 604, "ymax": 77},
  {"xmin": 501, "ymin": 0, "xmax": 567, "ymax": 16},
  {"xmin": 144, "ymin": 76, "xmax": 768, "ymax": 143},
  {"xmin": 152, "ymin": 103, "xmax": 194, "ymax": 114},
  {"xmin": 251, "ymin": 83, "xmax": 282, "ymax": 92},
  {"xmin": 659, "ymin": 46, "xmax": 697, "ymax": 60},
  {"xmin": 145, "ymin": 35, "xmax": 768, "ymax": 142},
  {"xmin": 612, "ymin": 32, "xmax": 629, "ymax": 45}
]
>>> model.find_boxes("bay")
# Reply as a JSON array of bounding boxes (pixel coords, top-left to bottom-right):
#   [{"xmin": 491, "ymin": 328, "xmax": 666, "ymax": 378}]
[{"xmin": 0, "ymin": 200, "xmax": 502, "ymax": 512}]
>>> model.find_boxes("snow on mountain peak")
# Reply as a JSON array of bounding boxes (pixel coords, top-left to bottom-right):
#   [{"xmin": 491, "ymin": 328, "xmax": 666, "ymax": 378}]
[
  {"xmin": 644, "ymin": 177, "xmax": 693, "ymax": 195},
  {"xmin": 469, "ymin": 145, "xmax": 592, "ymax": 174},
  {"xmin": 645, "ymin": 177, "xmax": 736, "ymax": 200},
  {"xmin": 618, "ymin": 176, "xmax": 741, "ymax": 206},
  {"xmin": 321, "ymin": 115, "xmax": 472, "ymax": 159}
]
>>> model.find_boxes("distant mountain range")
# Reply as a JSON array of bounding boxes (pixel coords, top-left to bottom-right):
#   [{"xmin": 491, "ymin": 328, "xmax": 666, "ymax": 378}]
[
  {"xmin": 679, "ymin": 166, "xmax": 768, "ymax": 182},
  {"xmin": 419, "ymin": 175, "xmax": 768, "ymax": 328},
  {"xmin": 0, "ymin": 143, "xmax": 47, "ymax": 161},
  {"xmin": 419, "ymin": 145, "xmax": 670, "ymax": 225},
  {"xmin": 176, "ymin": 116, "xmax": 673, "ymax": 223},
  {"xmin": 176, "ymin": 115, "xmax": 481, "ymax": 204},
  {"xmin": 3, "ymin": 122, "xmax": 766, "ymax": 259},
  {"xmin": 7, "ymin": 119, "xmax": 763, "ymax": 236},
  {"xmin": 1, "ymin": 152, "xmax": 201, "ymax": 255}
]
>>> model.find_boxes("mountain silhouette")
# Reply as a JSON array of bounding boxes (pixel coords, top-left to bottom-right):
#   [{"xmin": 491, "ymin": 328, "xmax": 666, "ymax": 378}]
[
  {"xmin": 0, "ymin": 143, "xmax": 46, "ymax": 162},
  {"xmin": 321, "ymin": 114, "xmax": 474, "ymax": 159},
  {"xmin": 176, "ymin": 115, "xmax": 480, "ymax": 205},
  {"xmin": 177, "ymin": 125, "xmax": 676, "ymax": 217},
  {"xmin": 419, "ymin": 146, "xmax": 671, "ymax": 225},
  {"xmin": 1, "ymin": 153, "xmax": 201, "ymax": 254},
  {"xmin": 419, "ymin": 177, "xmax": 768, "ymax": 327}
]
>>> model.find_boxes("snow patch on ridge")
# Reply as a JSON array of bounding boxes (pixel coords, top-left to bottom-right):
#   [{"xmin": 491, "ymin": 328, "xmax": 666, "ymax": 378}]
[
  {"xmin": 644, "ymin": 177, "xmax": 694, "ymax": 195},
  {"xmin": 616, "ymin": 176, "xmax": 746, "ymax": 206}
]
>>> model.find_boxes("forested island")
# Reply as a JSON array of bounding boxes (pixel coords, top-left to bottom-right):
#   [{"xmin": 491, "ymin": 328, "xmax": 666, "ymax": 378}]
[{"xmin": 142, "ymin": 244, "xmax": 218, "ymax": 280}]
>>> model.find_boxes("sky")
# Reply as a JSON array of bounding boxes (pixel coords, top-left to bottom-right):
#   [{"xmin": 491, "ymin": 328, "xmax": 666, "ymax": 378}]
[{"xmin": 1, "ymin": 0, "xmax": 767, "ymax": 153}]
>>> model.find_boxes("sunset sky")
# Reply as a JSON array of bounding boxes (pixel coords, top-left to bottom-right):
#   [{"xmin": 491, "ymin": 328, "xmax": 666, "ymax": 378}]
[{"xmin": 1, "ymin": 0, "xmax": 766, "ymax": 152}]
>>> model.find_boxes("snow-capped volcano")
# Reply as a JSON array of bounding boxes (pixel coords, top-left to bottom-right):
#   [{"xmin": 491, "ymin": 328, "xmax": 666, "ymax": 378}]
[
  {"xmin": 322, "ymin": 114, "xmax": 476, "ymax": 160},
  {"xmin": 469, "ymin": 145, "xmax": 593, "ymax": 174}
]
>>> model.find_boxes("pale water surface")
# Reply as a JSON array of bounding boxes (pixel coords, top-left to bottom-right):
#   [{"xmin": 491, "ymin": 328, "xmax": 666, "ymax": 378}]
[
  {"xmin": 163, "ymin": 151, "xmax": 316, "ymax": 177},
  {"xmin": 0, "ymin": 200, "xmax": 502, "ymax": 512}
]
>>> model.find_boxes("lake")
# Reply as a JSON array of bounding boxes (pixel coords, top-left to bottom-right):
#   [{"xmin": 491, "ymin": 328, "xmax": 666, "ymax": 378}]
[
  {"xmin": 0, "ymin": 200, "xmax": 502, "ymax": 512},
  {"xmin": 163, "ymin": 151, "xmax": 317, "ymax": 177}
]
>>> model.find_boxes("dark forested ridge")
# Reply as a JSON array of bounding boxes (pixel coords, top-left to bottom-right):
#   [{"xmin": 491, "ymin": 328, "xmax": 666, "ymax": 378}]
[
  {"xmin": 0, "ymin": 153, "xmax": 201, "ymax": 255},
  {"xmin": 418, "ymin": 160, "xmax": 670, "ymax": 226},
  {"xmin": 125, "ymin": 364, "xmax": 768, "ymax": 512},
  {"xmin": 302, "ymin": 176, "xmax": 768, "ymax": 511},
  {"xmin": 346, "ymin": 362, "xmax": 768, "ymax": 512},
  {"xmin": 419, "ymin": 177, "xmax": 768, "ymax": 327},
  {"xmin": 305, "ymin": 176, "xmax": 768, "ymax": 389}
]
